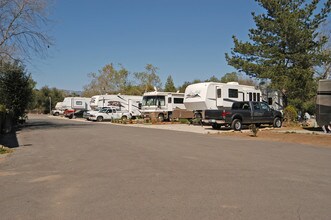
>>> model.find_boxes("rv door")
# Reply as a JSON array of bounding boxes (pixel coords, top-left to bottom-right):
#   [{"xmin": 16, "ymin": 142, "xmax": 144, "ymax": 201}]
[{"xmin": 216, "ymin": 87, "xmax": 222, "ymax": 107}]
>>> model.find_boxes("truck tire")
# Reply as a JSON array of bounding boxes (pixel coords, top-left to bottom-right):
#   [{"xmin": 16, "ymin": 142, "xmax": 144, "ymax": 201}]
[
  {"xmin": 273, "ymin": 117, "xmax": 282, "ymax": 128},
  {"xmin": 232, "ymin": 119, "xmax": 242, "ymax": 131},
  {"xmin": 54, "ymin": 112, "xmax": 59, "ymax": 116},
  {"xmin": 121, "ymin": 115, "xmax": 127, "ymax": 120},
  {"xmin": 97, "ymin": 116, "xmax": 103, "ymax": 122},
  {"xmin": 212, "ymin": 124, "xmax": 221, "ymax": 130},
  {"xmin": 158, "ymin": 113, "xmax": 164, "ymax": 122}
]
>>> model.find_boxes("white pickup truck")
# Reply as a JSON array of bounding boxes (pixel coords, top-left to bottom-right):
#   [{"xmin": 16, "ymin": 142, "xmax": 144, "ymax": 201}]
[{"xmin": 88, "ymin": 107, "xmax": 132, "ymax": 122}]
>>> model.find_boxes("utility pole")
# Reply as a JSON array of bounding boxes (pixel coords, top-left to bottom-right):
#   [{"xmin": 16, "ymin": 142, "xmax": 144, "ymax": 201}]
[{"xmin": 49, "ymin": 97, "xmax": 52, "ymax": 114}]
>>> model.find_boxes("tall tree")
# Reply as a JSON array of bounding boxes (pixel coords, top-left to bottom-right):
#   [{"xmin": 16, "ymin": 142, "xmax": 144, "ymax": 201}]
[
  {"xmin": 177, "ymin": 81, "xmax": 191, "ymax": 93},
  {"xmin": 220, "ymin": 72, "xmax": 239, "ymax": 83},
  {"xmin": 225, "ymin": 0, "xmax": 331, "ymax": 108},
  {"xmin": 134, "ymin": 64, "xmax": 162, "ymax": 92},
  {"xmin": 205, "ymin": 75, "xmax": 220, "ymax": 82},
  {"xmin": 0, "ymin": 62, "xmax": 34, "ymax": 122},
  {"xmin": 30, "ymin": 86, "xmax": 66, "ymax": 113},
  {"xmin": 164, "ymin": 75, "xmax": 176, "ymax": 92},
  {"xmin": 83, "ymin": 63, "xmax": 129, "ymax": 96},
  {"xmin": 0, "ymin": 0, "xmax": 53, "ymax": 62}
]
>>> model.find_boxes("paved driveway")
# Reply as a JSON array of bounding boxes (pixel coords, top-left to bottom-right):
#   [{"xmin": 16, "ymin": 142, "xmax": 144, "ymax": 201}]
[{"xmin": 0, "ymin": 114, "xmax": 330, "ymax": 220}]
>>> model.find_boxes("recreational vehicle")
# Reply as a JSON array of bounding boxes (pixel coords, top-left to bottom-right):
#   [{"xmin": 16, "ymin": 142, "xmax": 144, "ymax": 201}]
[
  {"xmin": 141, "ymin": 91, "xmax": 189, "ymax": 121},
  {"xmin": 316, "ymin": 79, "xmax": 331, "ymax": 127},
  {"xmin": 51, "ymin": 102, "xmax": 64, "ymax": 116},
  {"xmin": 261, "ymin": 90, "xmax": 284, "ymax": 112},
  {"xmin": 184, "ymin": 82, "xmax": 262, "ymax": 117},
  {"xmin": 90, "ymin": 94, "xmax": 142, "ymax": 117},
  {"xmin": 61, "ymin": 97, "xmax": 91, "ymax": 111}
]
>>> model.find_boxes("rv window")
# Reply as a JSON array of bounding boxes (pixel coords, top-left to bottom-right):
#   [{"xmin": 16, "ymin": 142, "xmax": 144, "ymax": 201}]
[
  {"xmin": 268, "ymin": 97, "xmax": 273, "ymax": 105},
  {"xmin": 168, "ymin": 97, "xmax": 172, "ymax": 104},
  {"xmin": 76, "ymin": 101, "xmax": 83, "ymax": 105},
  {"xmin": 217, "ymin": 89, "xmax": 222, "ymax": 98},
  {"xmin": 257, "ymin": 93, "xmax": 261, "ymax": 102},
  {"xmin": 249, "ymin": 93, "xmax": 252, "ymax": 101},
  {"xmin": 229, "ymin": 89, "xmax": 238, "ymax": 98},
  {"xmin": 142, "ymin": 96, "xmax": 165, "ymax": 106},
  {"xmin": 253, "ymin": 93, "xmax": 257, "ymax": 101},
  {"xmin": 174, "ymin": 98, "xmax": 184, "ymax": 104},
  {"xmin": 158, "ymin": 96, "xmax": 165, "ymax": 106}
]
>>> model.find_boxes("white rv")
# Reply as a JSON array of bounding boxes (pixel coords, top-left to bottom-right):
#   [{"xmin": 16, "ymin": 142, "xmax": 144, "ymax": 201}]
[
  {"xmin": 184, "ymin": 82, "xmax": 261, "ymax": 117},
  {"xmin": 316, "ymin": 79, "xmax": 331, "ymax": 127},
  {"xmin": 90, "ymin": 94, "xmax": 142, "ymax": 117},
  {"xmin": 51, "ymin": 102, "xmax": 64, "ymax": 116},
  {"xmin": 141, "ymin": 91, "xmax": 187, "ymax": 121},
  {"xmin": 61, "ymin": 97, "xmax": 91, "ymax": 111},
  {"xmin": 262, "ymin": 89, "xmax": 284, "ymax": 112}
]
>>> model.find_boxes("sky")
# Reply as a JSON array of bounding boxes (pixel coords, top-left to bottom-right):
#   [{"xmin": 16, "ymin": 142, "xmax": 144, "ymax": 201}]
[{"xmin": 29, "ymin": 0, "xmax": 266, "ymax": 91}]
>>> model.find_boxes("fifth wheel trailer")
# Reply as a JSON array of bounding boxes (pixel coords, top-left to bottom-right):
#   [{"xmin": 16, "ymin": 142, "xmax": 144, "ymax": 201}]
[
  {"xmin": 89, "ymin": 94, "xmax": 142, "ymax": 117},
  {"xmin": 184, "ymin": 82, "xmax": 262, "ymax": 118}
]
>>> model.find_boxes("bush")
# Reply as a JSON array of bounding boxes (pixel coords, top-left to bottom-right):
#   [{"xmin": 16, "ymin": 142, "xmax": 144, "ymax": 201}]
[
  {"xmin": 283, "ymin": 105, "xmax": 298, "ymax": 122},
  {"xmin": 179, "ymin": 118, "xmax": 190, "ymax": 124}
]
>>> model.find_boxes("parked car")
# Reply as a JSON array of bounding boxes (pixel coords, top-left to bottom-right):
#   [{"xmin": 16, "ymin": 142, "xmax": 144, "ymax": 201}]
[
  {"xmin": 51, "ymin": 109, "xmax": 64, "ymax": 116},
  {"xmin": 88, "ymin": 107, "xmax": 132, "ymax": 122},
  {"xmin": 83, "ymin": 107, "xmax": 111, "ymax": 120},
  {"xmin": 203, "ymin": 101, "xmax": 283, "ymax": 130}
]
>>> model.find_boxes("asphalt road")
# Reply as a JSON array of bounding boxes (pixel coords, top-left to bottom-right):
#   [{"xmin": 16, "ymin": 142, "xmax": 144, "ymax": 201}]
[{"xmin": 0, "ymin": 114, "xmax": 330, "ymax": 220}]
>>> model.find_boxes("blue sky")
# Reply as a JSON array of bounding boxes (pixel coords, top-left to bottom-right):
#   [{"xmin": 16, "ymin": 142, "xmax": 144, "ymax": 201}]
[{"xmin": 29, "ymin": 0, "xmax": 265, "ymax": 91}]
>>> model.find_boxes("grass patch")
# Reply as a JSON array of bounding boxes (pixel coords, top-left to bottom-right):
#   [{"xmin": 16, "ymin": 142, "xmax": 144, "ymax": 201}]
[{"xmin": 0, "ymin": 145, "xmax": 13, "ymax": 154}]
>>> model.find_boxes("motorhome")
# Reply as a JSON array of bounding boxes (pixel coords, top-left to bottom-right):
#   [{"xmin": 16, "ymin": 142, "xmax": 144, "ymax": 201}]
[
  {"xmin": 141, "ymin": 91, "xmax": 189, "ymax": 121},
  {"xmin": 89, "ymin": 94, "xmax": 142, "ymax": 117},
  {"xmin": 184, "ymin": 82, "xmax": 262, "ymax": 117},
  {"xmin": 61, "ymin": 97, "xmax": 91, "ymax": 111},
  {"xmin": 316, "ymin": 79, "xmax": 331, "ymax": 127}
]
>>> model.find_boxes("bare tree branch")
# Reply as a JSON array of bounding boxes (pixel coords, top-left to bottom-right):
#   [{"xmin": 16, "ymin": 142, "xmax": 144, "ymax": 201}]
[{"xmin": 0, "ymin": 0, "xmax": 53, "ymax": 62}]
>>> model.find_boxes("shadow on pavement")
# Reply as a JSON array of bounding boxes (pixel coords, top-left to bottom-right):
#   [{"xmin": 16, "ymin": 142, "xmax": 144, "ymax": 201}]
[
  {"xmin": 0, "ymin": 119, "xmax": 95, "ymax": 148},
  {"xmin": 23, "ymin": 119, "xmax": 95, "ymax": 131}
]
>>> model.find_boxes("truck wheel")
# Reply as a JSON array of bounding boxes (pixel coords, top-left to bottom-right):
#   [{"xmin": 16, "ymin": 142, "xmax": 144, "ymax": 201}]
[
  {"xmin": 54, "ymin": 112, "xmax": 59, "ymax": 116},
  {"xmin": 232, "ymin": 119, "xmax": 242, "ymax": 131},
  {"xmin": 194, "ymin": 112, "xmax": 202, "ymax": 119},
  {"xmin": 121, "ymin": 115, "xmax": 127, "ymax": 120},
  {"xmin": 158, "ymin": 114, "xmax": 164, "ymax": 122},
  {"xmin": 212, "ymin": 124, "xmax": 221, "ymax": 130},
  {"xmin": 97, "ymin": 116, "xmax": 103, "ymax": 122},
  {"xmin": 68, "ymin": 114, "xmax": 73, "ymax": 119},
  {"xmin": 273, "ymin": 117, "xmax": 282, "ymax": 128}
]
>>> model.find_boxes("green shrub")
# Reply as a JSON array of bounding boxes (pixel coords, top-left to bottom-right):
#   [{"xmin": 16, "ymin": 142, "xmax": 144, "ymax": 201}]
[
  {"xmin": 179, "ymin": 118, "xmax": 189, "ymax": 124},
  {"xmin": 283, "ymin": 105, "xmax": 298, "ymax": 122}
]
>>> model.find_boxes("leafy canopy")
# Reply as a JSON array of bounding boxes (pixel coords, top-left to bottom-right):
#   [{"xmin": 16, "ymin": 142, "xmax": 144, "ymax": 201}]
[{"xmin": 226, "ymin": 0, "xmax": 331, "ymax": 108}]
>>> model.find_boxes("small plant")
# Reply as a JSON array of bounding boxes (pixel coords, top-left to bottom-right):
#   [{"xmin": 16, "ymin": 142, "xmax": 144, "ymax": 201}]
[
  {"xmin": 0, "ymin": 145, "xmax": 13, "ymax": 154},
  {"xmin": 283, "ymin": 105, "xmax": 298, "ymax": 122},
  {"xmin": 190, "ymin": 118, "xmax": 202, "ymax": 125},
  {"xmin": 144, "ymin": 118, "xmax": 151, "ymax": 124},
  {"xmin": 249, "ymin": 124, "xmax": 259, "ymax": 137},
  {"xmin": 179, "ymin": 118, "xmax": 189, "ymax": 124}
]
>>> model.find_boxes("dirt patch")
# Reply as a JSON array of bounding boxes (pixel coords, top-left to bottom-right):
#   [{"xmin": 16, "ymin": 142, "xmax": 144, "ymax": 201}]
[{"xmin": 218, "ymin": 127, "xmax": 331, "ymax": 148}]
